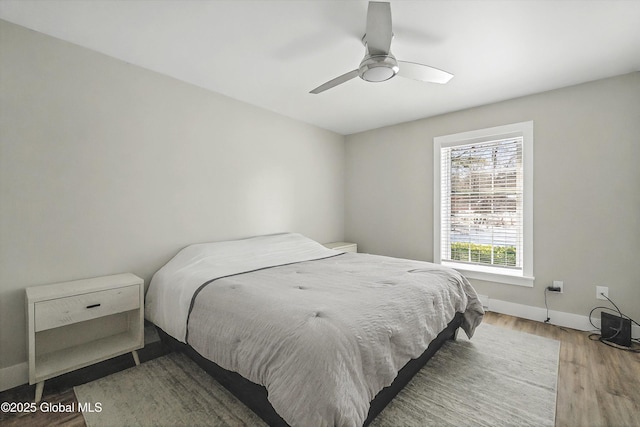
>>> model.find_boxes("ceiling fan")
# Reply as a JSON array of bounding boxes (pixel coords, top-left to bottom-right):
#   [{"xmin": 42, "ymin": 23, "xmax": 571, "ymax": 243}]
[{"xmin": 310, "ymin": 1, "xmax": 453, "ymax": 94}]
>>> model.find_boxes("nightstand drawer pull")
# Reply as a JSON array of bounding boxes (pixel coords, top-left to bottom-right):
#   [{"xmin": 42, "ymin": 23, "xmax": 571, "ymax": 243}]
[{"xmin": 86, "ymin": 303, "xmax": 101, "ymax": 309}]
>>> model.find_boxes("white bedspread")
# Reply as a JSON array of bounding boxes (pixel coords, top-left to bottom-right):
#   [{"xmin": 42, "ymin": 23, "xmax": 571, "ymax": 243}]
[{"xmin": 145, "ymin": 233, "xmax": 484, "ymax": 427}]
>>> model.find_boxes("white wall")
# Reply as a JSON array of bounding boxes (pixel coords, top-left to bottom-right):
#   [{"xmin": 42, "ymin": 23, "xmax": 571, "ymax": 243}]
[
  {"xmin": 0, "ymin": 20, "xmax": 345, "ymax": 376},
  {"xmin": 345, "ymin": 72, "xmax": 640, "ymax": 324}
]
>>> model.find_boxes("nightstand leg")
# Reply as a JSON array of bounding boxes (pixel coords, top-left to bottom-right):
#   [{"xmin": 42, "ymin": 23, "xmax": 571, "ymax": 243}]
[
  {"xmin": 35, "ymin": 381, "xmax": 44, "ymax": 403},
  {"xmin": 132, "ymin": 350, "xmax": 140, "ymax": 366}
]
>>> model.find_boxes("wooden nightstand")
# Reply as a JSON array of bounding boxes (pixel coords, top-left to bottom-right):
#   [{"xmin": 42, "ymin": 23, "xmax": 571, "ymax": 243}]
[
  {"xmin": 25, "ymin": 273, "xmax": 144, "ymax": 402},
  {"xmin": 323, "ymin": 241, "xmax": 358, "ymax": 253}
]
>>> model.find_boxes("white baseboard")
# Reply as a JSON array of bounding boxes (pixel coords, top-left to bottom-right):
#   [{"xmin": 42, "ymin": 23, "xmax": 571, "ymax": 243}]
[
  {"xmin": 0, "ymin": 362, "xmax": 28, "ymax": 392},
  {"xmin": 486, "ymin": 297, "xmax": 640, "ymax": 338}
]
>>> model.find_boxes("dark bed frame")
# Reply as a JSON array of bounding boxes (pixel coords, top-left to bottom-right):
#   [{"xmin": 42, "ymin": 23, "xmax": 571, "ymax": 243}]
[{"xmin": 157, "ymin": 311, "xmax": 463, "ymax": 426}]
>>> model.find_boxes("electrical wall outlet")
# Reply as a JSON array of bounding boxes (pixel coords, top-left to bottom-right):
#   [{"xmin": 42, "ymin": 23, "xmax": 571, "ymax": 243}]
[
  {"xmin": 596, "ymin": 286, "xmax": 609, "ymax": 300},
  {"xmin": 550, "ymin": 280, "xmax": 563, "ymax": 293}
]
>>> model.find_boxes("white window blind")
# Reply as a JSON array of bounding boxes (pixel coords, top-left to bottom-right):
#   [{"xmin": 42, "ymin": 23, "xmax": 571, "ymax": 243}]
[
  {"xmin": 440, "ymin": 137, "xmax": 523, "ymax": 270},
  {"xmin": 434, "ymin": 121, "xmax": 533, "ymax": 287}
]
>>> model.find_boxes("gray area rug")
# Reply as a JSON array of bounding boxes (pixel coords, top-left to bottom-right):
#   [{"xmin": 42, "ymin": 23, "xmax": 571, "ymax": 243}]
[{"xmin": 74, "ymin": 323, "xmax": 559, "ymax": 427}]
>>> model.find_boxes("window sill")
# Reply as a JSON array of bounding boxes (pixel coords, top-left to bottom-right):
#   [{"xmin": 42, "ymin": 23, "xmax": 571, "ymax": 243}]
[{"xmin": 442, "ymin": 261, "xmax": 534, "ymax": 287}]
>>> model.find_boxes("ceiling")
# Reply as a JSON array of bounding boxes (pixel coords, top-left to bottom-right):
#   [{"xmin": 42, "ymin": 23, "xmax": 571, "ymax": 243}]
[{"xmin": 1, "ymin": 1, "xmax": 639, "ymax": 135}]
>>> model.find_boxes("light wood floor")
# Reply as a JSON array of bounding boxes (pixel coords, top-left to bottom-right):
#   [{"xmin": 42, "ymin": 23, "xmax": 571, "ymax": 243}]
[
  {"xmin": 483, "ymin": 312, "xmax": 640, "ymax": 427},
  {"xmin": 1, "ymin": 312, "xmax": 638, "ymax": 427}
]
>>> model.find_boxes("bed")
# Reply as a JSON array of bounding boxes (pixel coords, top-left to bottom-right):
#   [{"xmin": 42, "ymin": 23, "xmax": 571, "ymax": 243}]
[{"xmin": 145, "ymin": 233, "xmax": 484, "ymax": 427}]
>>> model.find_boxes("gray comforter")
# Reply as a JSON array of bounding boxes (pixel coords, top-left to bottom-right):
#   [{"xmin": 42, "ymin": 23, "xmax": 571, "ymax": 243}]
[{"xmin": 186, "ymin": 252, "xmax": 484, "ymax": 427}]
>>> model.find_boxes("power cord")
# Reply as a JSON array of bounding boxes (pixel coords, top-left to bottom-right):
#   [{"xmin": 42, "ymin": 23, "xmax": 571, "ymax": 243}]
[
  {"xmin": 544, "ymin": 287, "xmax": 551, "ymax": 323},
  {"xmin": 588, "ymin": 293, "xmax": 640, "ymax": 353},
  {"xmin": 542, "ymin": 287, "xmax": 569, "ymax": 332},
  {"xmin": 544, "ymin": 284, "xmax": 563, "ymax": 323}
]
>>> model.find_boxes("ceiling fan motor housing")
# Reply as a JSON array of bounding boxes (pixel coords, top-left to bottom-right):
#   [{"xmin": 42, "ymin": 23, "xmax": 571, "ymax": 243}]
[{"xmin": 358, "ymin": 54, "xmax": 399, "ymax": 82}]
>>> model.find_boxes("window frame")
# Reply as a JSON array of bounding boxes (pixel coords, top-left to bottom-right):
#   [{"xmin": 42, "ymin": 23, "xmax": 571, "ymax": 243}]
[{"xmin": 433, "ymin": 121, "xmax": 534, "ymax": 287}]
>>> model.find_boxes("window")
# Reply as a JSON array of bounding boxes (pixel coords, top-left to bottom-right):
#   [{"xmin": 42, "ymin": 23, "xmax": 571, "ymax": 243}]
[{"xmin": 434, "ymin": 121, "xmax": 534, "ymax": 286}]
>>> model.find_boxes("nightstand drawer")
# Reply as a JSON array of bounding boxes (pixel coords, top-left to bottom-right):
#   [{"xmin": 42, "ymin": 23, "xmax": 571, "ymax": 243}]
[{"xmin": 35, "ymin": 285, "xmax": 140, "ymax": 332}]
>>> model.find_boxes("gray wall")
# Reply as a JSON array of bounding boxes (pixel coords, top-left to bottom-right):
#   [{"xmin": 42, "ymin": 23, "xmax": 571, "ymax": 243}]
[
  {"xmin": 346, "ymin": 72, "xmax": 640, "ymax": 322},
  {"xmin": 0, "ymin": 21, "xmax": 345, "ymax": 370}
]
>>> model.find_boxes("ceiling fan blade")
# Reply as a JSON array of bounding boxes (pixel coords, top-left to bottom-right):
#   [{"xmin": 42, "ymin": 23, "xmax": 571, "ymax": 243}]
[
  {"xmin": 365, "ymin": 2, "xmax": 393, "ymax": 55},
  {"xmin": 397, "ymin": 60, "xmax": 454, "ymax": 84},
  {"xmin": 309, "ymin": 69, "xmax": 360, "ymax": 94}
]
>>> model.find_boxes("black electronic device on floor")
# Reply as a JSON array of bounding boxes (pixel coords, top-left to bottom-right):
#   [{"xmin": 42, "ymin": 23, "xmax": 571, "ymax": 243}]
[{"xmin": 601, "ymin": 311, "xmax": 632, "ymax": 347}]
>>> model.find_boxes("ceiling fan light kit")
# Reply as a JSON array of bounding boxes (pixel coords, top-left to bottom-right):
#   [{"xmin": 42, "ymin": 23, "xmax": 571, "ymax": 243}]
[
  {"xmin": 310, "ymin": 1, "xmax": 453, "ymax": 94},
  {"xmin": 359, "ymin": 54, "xmax": 399, "ymax": 82}
]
